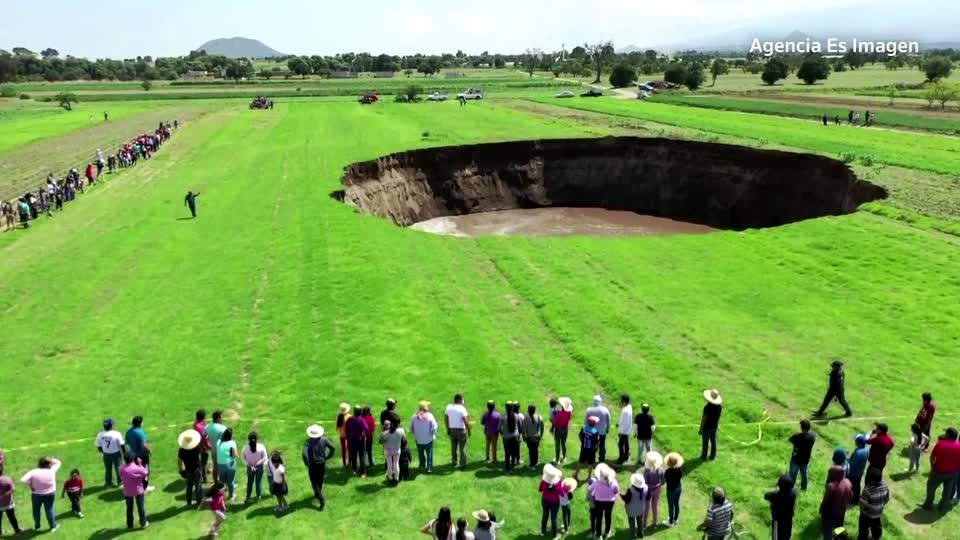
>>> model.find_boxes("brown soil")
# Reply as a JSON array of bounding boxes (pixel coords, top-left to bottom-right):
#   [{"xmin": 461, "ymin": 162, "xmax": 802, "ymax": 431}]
[{"xmin": 333, "ymin": 137, "xmax": 887, "ymax": 231}]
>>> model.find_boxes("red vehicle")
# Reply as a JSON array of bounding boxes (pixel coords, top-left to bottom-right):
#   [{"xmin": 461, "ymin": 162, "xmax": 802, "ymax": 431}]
[{"xmin": 359, "ymin": 94, "xmax": 379, "ymax": 104}]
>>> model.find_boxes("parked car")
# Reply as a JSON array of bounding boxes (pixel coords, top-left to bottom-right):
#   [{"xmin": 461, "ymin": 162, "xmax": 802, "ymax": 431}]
[
  {"xmin": 457, "ymin": 88, "xmax": 484, "ymax": 100},
  {"xmin": 427, "ymin": 92, "xmax": 449, "ymax": 101},
  {"xmin": 555, "ymin": 90, "xmax": 575, "ymax": 98},
  {"xmin": 581, "ymin": 88, "xmax": 604, "ymax": 97},
  {"xmin": 359, "ymin": 94, "xmax": 379, "ymax": 104},
  {"xmin": 638, "ymin": 83, "xmax": 655, "ymax": 92},
  {"xmin": 643, "ymin": 80, "xmax": 680, "ymax": 90}
]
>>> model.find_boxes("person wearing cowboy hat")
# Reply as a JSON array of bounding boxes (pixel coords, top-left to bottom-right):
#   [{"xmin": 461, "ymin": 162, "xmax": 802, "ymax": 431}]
[
  {"xmin": 813, "ymin": 360, "xmax": 853, "ymax": 418},
  {"xmin": 621, "ymin": 471, "xmax": 647, "ymax": 538},
  {"xmin": 642, "ymin": 451, "xmax": 665, "ymax": 531},
  {"xmin": 471, "ymin": 509, "xmax": 504, "ymax": 540},
  {"xmin": 539, "ymin": 464, "xmax": 565, "ymax": 537},
  {"xmin": 550, "ymin": 398, "xmax": 573, "ymax": 464},
  {"xmin": 663, "ymin": 452, "xmax": 684, "ymax": 527},
  {"xmin": 699, "ymin": 390, "xmax": 723, "ymax": 461},
  {"xmin": 574, "ymin": 416, "xmax": 602, "ymax": 481},
  {"xmin": 177, "ymin": 429, "xmax": 204, "ymax": 508},
  {"xmin": 588, "ymin": 463, "xmax": 620, "ymax": 539},
  {"xmin": 303, "ymin": 424, "xmax": 335, "ymax": 509},
  {"xmin": 559, "ymin": 477, "xmax": 577, "ymax": 534},
  {"xmin": 411, "ymin": 400, "xmax": 438, "ymax": 473},
  {"xmin": 585, "ymin": 396, "xmax": 612, "ymax": 464}
]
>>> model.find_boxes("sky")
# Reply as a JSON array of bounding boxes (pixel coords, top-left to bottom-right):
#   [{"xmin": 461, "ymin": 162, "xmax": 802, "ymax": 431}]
[{"xmin": 2, "ymin": 0, "xmax": 956, "ymax": 58}]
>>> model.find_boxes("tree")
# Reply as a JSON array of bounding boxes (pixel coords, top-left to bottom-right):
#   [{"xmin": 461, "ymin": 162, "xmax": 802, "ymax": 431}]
[
  {"xmin": 583, "ymin": 41, "xmax": 615, "ymax": 84},
  {"xmin": 887, "ymin": 86, "xmax": 898, "ymax": 106},
  {"xmin": 54, "ymin": 91, "xmax": 78, "ymax": 110},
  {"xmin": 761, "ymin": 57, "xmax": 789, "ymax": 85},
  {"xmin": 609, "ymin": 63, "xmax": 636, "ymax": 88},
  {"xmin": 884, "ymin": 57, "xmax": 904, "ymax": 71},
  {"xmin": 551, "ymin": 64, "xmax": 562, "ymax": 78},
  {"xmin": 225, "ymin": 60, "xmax": 253, "ymax": 82},
  {"xmin": 258, "ymin": 69, "xmax": 273, "ymax": 80},
  {"xmin": 0, "ymin": 51, "xmax": 16, "ymax": 83},
  {"xmin": 522, "ymin": 49, "xmax": 542, "ymax": 77},
  {"xmin": 796, "ymin": 55, "xmax": 831, "ymax": 85},
  {"xmin": 663, "ymin": 63, "xmax": 686, "ymax": 85},
  {"xmin": 287, "ymin": 57, "xmax": 311, "ymax": 79},
  {"xmin": 924, "ymin": 56, "xmax": 954, "ymax": 81},
  {"xmin": 40, "ymin": 48, "xmax": 59, "ymax": 59},
  {"xmin": 842, "ymin": 51, "xmax": 866, "ymax": 70},
  {"xmin": 404, "ymin": 69, "xmax": 413, "ymax": 78},
  {"xmin": 141, "ymin": 79, "xmax": 153, "ymax": 91},
  {"xmin": 398, "ymin": 84, "xmax": 423, "ymax": 102},
  {"xmin": 927, "ymin": 81, "xmax": 958, "ymax": 110},
  {"xmin": 12, "ymin": 47, "xmax": 35, "ymax": 57},
  {"xmin": 709, "ymin": 58, "xmax": 729, "ymax": 86},
  {"xmin": 0, "ymin": 84, "xmax": 17, "ymax": 98},
  {"xmin": 684, "ymin": 63, "xmax": 706, "ymax": 91}
]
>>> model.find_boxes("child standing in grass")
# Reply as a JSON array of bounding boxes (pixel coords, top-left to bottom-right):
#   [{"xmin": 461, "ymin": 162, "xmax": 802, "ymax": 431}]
[
  {"xmin": 61, "ymin": 469, "xmax": 84, "ymax": 518},
  {"xmin": 559, "ymin": 478, "xmax": 577, "ymax": 534},
  {"xmin": 268, "ymin": 451, "xmax": 288, "ymax": 512},
  {"xmin": 907, "ymin": 423, "xmax": 929, "ymax": 473},
  {"xmin": 208, "ymin": 483, "xmax": 227, "ymax": 536}
]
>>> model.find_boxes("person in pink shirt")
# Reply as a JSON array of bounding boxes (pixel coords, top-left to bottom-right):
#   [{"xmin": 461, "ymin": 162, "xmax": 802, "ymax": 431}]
[
  {"xmin": 0, "ymin": 461, "xmax": 22, "ymax": 535},
  {"xmin": 208, "ymin": 482, "xmax": 227, "ymax": 536},
  {"xmin": 241, "ymin": 432, "xmax": 268, "ymax": 503},
  {"xmin": 20, "ymin": 456, "xmax": 61, "ymax": 532},
  {"xmin": 588, "ymin": 463, "xmax": 620, "ymax": 539},
  {"xmin": 119, "ymin": 453, "xmax": 149, "ymax": 529},
  {"xmin": 539, "ymin": 464, "xmax": 566, "ymax": 537},
  {"xmin": 551, "ymin": 398, "xmax": 573, "ymax": 464}
]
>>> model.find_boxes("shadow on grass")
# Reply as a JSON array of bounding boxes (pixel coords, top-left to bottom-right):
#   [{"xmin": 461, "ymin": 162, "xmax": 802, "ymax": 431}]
[
  {"xmin": 164, "ymin": 479, "xmax": 185, "ymax": 493},
  {"xmin": 98, "ymin": 489, "xmax": 126, "ymax": 503},
  {"xmin": 889, "ymin": 470, "xmax": 921, "ymax": 483},
  {"xmin": 245, "ymin": 496, "xmax": 320, "ymax": 519},
  {"xmin": 176, "ymin": 217, "xmax": 196, "ymax": 221},
  {"xmin": 905, "ymin": 506, "xmax": 952, "ymax": 525}
]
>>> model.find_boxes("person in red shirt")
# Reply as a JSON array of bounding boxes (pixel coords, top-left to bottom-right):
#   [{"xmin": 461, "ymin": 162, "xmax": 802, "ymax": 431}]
[
  {"xmin": 865, "ymin": 423, "xmax": 895, "ymax": 473},
  {"xmin": 361, "ymin": 407, "xmax": 376, "ymax": 470},
  {"xmin": 922, "ymin": 428, "xmax": 960, "ymax": 511},
  {"xmin": 61, "ymin": 469, "xmax": 84, "ymax": 518},
  {"xmin": 915, "ymin": 393, "xmax": 936, "ymax": 445},
  {"xmin": 208, "ymin": 482, "xmax": 226, "ymax": 536},
  {"xmin": 194, "ymin": 409, "xmax": 211, "ymax": 483},
  {"xmin": 84, "ymin": 163, "xmax": 95, "ymax": 186},
  {"xmin": 550, "ymin": 397, "xmax": 573, "ymax": 464}
]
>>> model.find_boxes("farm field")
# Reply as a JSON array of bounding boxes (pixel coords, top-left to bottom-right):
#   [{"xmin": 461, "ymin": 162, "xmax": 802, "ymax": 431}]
[
  {"xmin": 2, "ymin": 96, "xmax": 960, "ymax": 540},
  {"xmin": 692, "ymin": 64, "xmax": 956, "ymax": 93}
]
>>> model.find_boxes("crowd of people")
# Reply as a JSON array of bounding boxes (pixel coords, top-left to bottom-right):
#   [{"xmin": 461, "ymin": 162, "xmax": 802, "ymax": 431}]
[
  {"xmin": 0, "ymin": 363, "xmax": 957, "ymax": 539},
  {"xmin": 0, "ymin": 120, "xmax": 179, "ymax": 232},
  {"xmin": 821, "ymin": 110, "xmax": 877, "ymax": 127}
]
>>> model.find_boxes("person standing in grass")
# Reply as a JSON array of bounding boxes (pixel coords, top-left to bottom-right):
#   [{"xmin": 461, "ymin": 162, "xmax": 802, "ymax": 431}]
[
  {"xmin": 559, "ymin": 478, "xmax": 577, "ymax": 534},
  {"xmin": 95, "ymin": 417, "xmax": 125, "ymax": 488},
  {"xmin": 621, "ymin": 471, "xmax": 647, "ymax": 538},
  {"xmin": 500, "ymin": 402, "xmax": 521, "ymax": 474},
  {"xmin": 303, "ymin": 424, "xmax": 336, "ymax": 507},
  {"xmin": 380, "ymin": 420, "xmax": 406, "ymax": 484},
  {"xmin": 663, "ymin": 452, "xmax": 683, "ymax": 528},
  {"xmin": 61, "ymin": 469, "xmax": 84, "ymax": 518},
  {"xmin": 700, "ymin": 390, "xmax": 723, "ymax": 461},
  {"xmin": 119, "ymin": 453, "xmax": 149, "ymax": 530},
  {"xmin": 445, "ymin": 394, "xmax": 470, "ymax": 469},
  {"xmin": 764, "ymin": 474, "xmax": 797, "ymax": 540},
  {"xmin": 908, "ymin": 423, "xmax": 930, "ymax": 474},
  {"xmin": 830, "ymin": 448, "xmax": 849, "ymax": 482},
  {"xmin": 848, "ymin": 435, "xmax": 869, "ymax": 504},
  {"xmin": 267, "ymin": 451, "xmax": 288, "ymax": 512},
  {"xmin": 346, "ymin": 406, "xmax": 369, "ymax": 477},
  {"xmin": 633, "ymin": 404, "xmax": 655, "ymax": 466},
  {"xmin": 410, "ymin": 401, "xmax": 438, "ymax": 473},
  {"xmin": 216, "ymin": 429, "xmax": 239, "ymax": 501},
  {"xmin": 336, "ymin": 403, "xmax": 351, "ymax": 468},
  {"xmin": 588, "ymin": 463, "xmax": 620, "ymax": 539},
  {"xmin": 698, "ymin": 487, "xmax": 734, "ymax": 540},
  {"xmin": 865, "ymin": 424, "xmax": 894, "ymax": 474},
  {"xmin": 523, "ymin": 404, "xmax": 545, "ymax": 470},
  {"xmin": 921, "ymin": 427, "xmax": 960, "ymax": 511},
  {"xmin": 381, "ymin": 399, "xmax": 401, "ymax": 431},
  {"xmin": 616, "ymin": 394, "xmax": 633, "ymax": 466},
  {"xmin": 574, "ymin": 416, "xmax": 602, "ymax": 481},
  {"xmin": 242, "ymin": 432, "xmax": 268, "ymax": 503},
  {"xmin": 788, "ymin": 420, "xmax": 816, "ymax": 491},
  {"xmin": 184, "ymin": 190, "xmax": 200, "ymax": 218},
  {"xmin": 177, "ymin": 429, "xmax": 204, "ymax": 508},
  {"xmin": 642, "ymin": 452, "xmax": 664, "ymax": 531},
  {"xmin": 471, "ymin": 509, "xmax": 503, "ymax": 540},
  {"xmin": 585, "ymin": 396, "xmax": 612, "ymax": 464},
  {"xmin": 539, "ymin": 464, "xmax": 565, "ymax": 538},
  {"xmin": 421, "ymin": 506, "xmax": 454, "ymax": 539},
  {"xmin": 193, "ymin": 409, "xmax": 211, "ymax": 484},
  {"xmin": 204, "ymin": 411, "xmax": 227, "ymax": 485},
  {"xmin": 0, "ymin": 461, "xmax": 22, "ymax": 536},
  {"xmin": 208, "ymin": 482, "xmax": 227, "ymax": 537},
  {"xmin": 820, "ymin": 465, "xmax": 852, "ymax": 540},
  {"xmin": 915, "ymin": 393, "xmax": 936, "ymax": 443},
  {"xmin": 124, "ymin": 416, "xmax": 153, "ymax": 492},
  {"xmin": 481, "ymin": 401, "xmax": 501, "ymax": 464},
  {"xmin": 362, "ymin": 407, "xmax": 377, "ymax": 469},
  {"xmin": 813, "ymin": 360, "xmax": 852, "ymax": 418},
  {"xmin": 551, "ymin": 398, "xmax": 573, "ymax": 464},
  {"xmin": 858, "ymin": 467, "xmax": 888, "ymax": 540},
  {"xmin": 20, "ymin": 457, "xmax": 60, "ymax": 532}
]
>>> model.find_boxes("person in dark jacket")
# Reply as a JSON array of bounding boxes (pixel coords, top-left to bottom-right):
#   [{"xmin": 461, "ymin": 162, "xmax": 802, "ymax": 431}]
[
  {"xmin": 764, "ymin": 474, "xmax": 797, "ymax": 540},
  {"xmin": 380, "ymin": 399, "xmax": 401, "ymax": 432},
  {"xmin": 184, "ymin": 191, "xmax": 200, "ymax": 218},
  {"xmin": 814, "ymin": 360, "xmax": 852, "ymax": 417},
  {"xmin": 302, "ymin": 424, "xmax": 335, "ymax": 509},
  {"xmin": 820, "ymin": 466, "xmax": 852, "ymax": 540},
  {"xmin": 345, "ymin": 407, "xmax": 368, "ymax": 477}
]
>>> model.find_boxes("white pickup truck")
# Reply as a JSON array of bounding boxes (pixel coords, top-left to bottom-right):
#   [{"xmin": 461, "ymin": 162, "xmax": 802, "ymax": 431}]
[{"xmin": 457, "ymin": 88, "xmax": 484, "ymax": 100}]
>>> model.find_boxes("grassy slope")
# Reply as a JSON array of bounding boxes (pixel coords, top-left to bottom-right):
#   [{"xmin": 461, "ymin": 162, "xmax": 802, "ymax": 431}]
[
  {"xmin": 647, "ymin": 95, "xmax": 960, "ymax": 134},
  {"xmin": 0, "ymin": 101, "xmax": 162, "ymax": 153},
  {"xmin": 531, "ymin": 97, "xmax": 960, "ymax": 176},
  {"xmin": 1, "ymin": 100, "xmax": 959, "ymax": 539}
]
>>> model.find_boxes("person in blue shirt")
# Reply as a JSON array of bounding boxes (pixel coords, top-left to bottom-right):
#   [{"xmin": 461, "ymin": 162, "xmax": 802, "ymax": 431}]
[
  {"xmin": 124, "ymin": 416, "xmax": 152, "ymax": 492},
  {"xmin": 847, "ymin": 434, "xmax": 870, "ymax": 504}
]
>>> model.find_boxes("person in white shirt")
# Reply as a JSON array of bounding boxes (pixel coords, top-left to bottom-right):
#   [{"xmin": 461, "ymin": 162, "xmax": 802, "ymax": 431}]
[
  {"xmin": 445, "ymin": 394, "xmax": 471, "ymax": 468},
  {"xmin": 617, "ymin": 395, "xmax": 634, "ymax": 465},
  {"xmin": 410, "ymin": 401, "xmax": 439, "ymax": 473},
  {"xmin": 95, "ymin": 418, "xmax": 125, "ymax": 487}
]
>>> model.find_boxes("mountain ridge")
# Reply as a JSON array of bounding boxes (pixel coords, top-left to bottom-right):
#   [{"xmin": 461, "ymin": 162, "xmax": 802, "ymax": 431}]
[{"xmin": 194, "ymin": 37, "xmax": 285, "ymax": 58}]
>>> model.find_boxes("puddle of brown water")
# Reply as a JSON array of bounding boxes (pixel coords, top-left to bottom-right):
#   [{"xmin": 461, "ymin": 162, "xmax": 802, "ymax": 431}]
[{"xmin": 410, "ymin": 207, "xmax": 716, "ymax": 237}]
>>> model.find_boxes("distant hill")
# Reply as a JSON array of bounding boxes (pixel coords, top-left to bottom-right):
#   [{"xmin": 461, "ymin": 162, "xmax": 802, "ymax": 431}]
[{"xmin": 194, "ymin": 37, "xmax": 285, "ymax": 58}]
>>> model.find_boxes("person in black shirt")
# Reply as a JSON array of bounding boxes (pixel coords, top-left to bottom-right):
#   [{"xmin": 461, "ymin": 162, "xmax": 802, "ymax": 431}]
[
  {"xmin": 303, "ymin": 425, "xmax": 336, "ymax": 509},
  {"xmin": 763, "ymin": 474, "xmax": 797, "ymax": 540},
  {"xmin": 814, "ymin": 360, "xmax": 852, "ymax": 417},
  {"xmin": 184, "ymin": 191, "xmax": 200, "ymax": 218},
  {"xmin": 380, "ymin": 399, "xmax": 401, "ymax": 431},
  {"xmin": 177, "ymin": 429, "xmax": 204, "ymax": 508},
  {"xmin": 788, "ymin": 420, "xmax": 816, "ymax": 491},
  {"xmin": 634, "ymin": 403, "xmax": 656, "ymax": 465},
  {"xmin": 699, "ymin": 389, "xmax": 723, "ymax": 461}
]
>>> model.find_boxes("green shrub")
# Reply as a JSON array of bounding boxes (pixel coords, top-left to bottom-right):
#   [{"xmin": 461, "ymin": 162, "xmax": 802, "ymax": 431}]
[
  {"xmin": 19, "ymin": 93, "xmax": 30, "ymax": 100},
  {"xmin": 839, "ymin": 151, "xmax": 857, "ymax": 163},
  {"xmin": 0, "ymin": 84, "xmax": 17, "ymax": 98},
  {"xmin": 608, "ymin": 64, "xmax": 636, "ymax": 88}
]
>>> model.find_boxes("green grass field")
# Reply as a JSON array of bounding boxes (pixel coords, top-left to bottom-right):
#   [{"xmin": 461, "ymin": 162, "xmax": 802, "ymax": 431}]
[{"xmin": 2, "ymin": 97, "xmax": 959, "ymax": 539}]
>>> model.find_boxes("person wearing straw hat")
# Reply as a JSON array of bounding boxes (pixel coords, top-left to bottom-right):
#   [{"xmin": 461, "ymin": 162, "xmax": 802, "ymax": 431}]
[
  {"xmin": 95, "ymin": 417, "xmax": 125, "ymax": 488},
  {"xmin": 471, "ymin": 509, "xmax": 504, "ymax": 540},
  {"xmin": 621, "ymin": 471, "xmax": 647, "ymax": 538},
  {"xmin": 813, "ymin": 360, "xmax": 852, "ymax": 418},
  {"xmin": 177, "ymin": 429, "xmax": 204, "ymax": 508},
  {"xmin": 539, "ymin": 464, "xmax": 565, "ymax": 537},
  {"xmin": 642, "ymin": 451, "xmax": 665, "ymax": 531},
  {"xmin": 551, "ymin": 398, "xmax": 573, "ymax": 464},
  {"xmin": 699, "ymin": 390, "xmax": 723, "ymax": 461},
  {"xmin": 559, "ymin": 477, "xmax": 577, "ymax": 534},
  {"xmin": 663, "ymin": 452, "xmax": 684, "ymax": 527},
  {"xmin": 574, "ymin": 416, "xmax": 602, "ymax": 481},
  {"xmin": 588, "ymin": 462, "xmax": 620, "ymax": 539},
  {"xmin": 411, "ymin": 400, "xmax": 438, "ymax": 473},
  {"xmin": 585, "ymin": 396, "xmax": 612, "ymax": 464},
  {"xmin": 303, "ymin": 424, "xmax": 335, "ymax": 509},
  {"xmin": 336, "ymin": 403, "xmax": 352, "ymax": 468}
]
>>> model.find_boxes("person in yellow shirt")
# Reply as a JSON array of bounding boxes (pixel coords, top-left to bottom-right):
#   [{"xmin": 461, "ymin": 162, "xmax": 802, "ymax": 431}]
[{"xmin": 335, "ymin": 403, "xmax": 351, "ymax": 468}]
